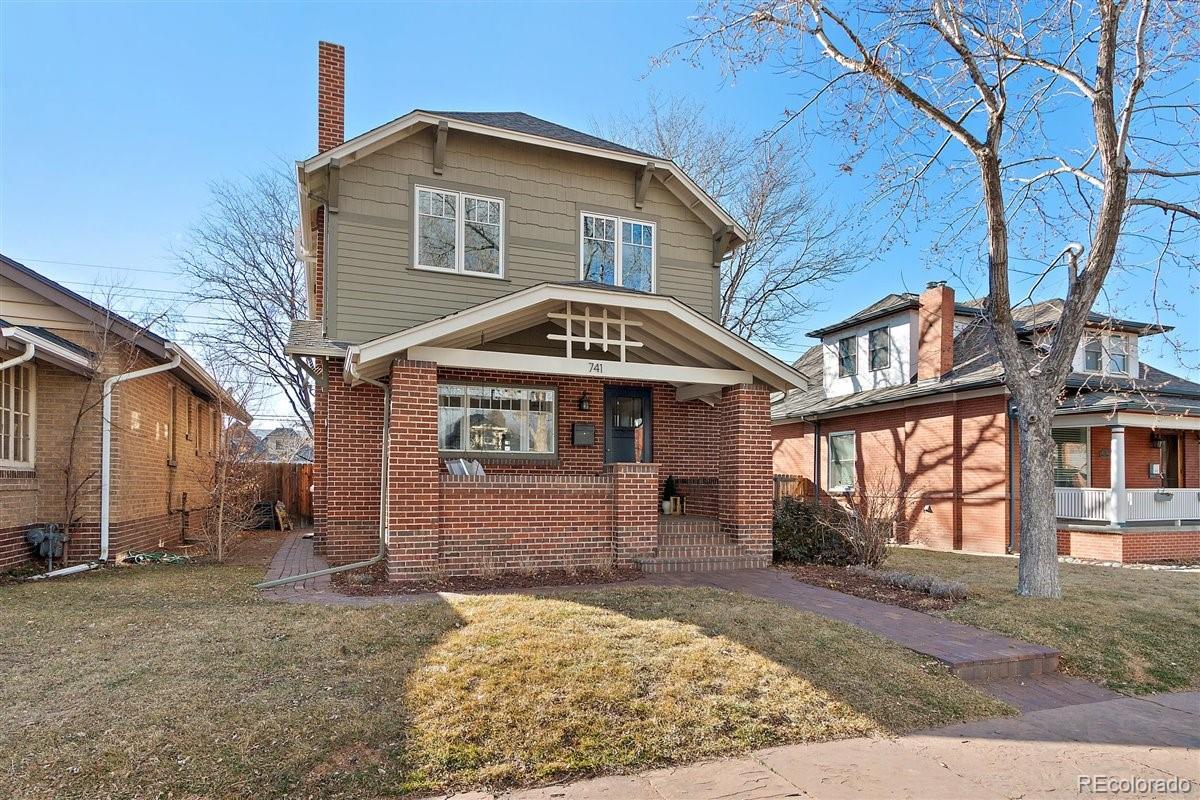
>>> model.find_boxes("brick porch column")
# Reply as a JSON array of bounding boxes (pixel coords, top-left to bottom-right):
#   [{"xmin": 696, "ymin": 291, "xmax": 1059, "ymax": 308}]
[
  {"xmin": 386, "ymin": 360, "xmax": 441, "ymax": 581},
  {"xmin": 611, "ymin": 462, "xmax": 659, "ymax": 566},
  {"xmin": 719, "ymin": 383, "xmax": 772, "ymax": 557},
  {"xmin": 311, "ymin": 361, "xmax": 327, "ymax": 554}
]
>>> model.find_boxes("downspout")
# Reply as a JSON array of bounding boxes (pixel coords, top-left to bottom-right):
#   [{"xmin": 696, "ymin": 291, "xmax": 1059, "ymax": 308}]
[
  {"xmin": 255, "ymin": 354, "xmax": 390, "ymax": 589},
  {"xmin": 34, "ymin": 345, "xmax": 183, "ymax": 579},
  {"xmin": 0, "ymin": 340, "xmax": 36, "ymax": 373},
  {"xmin": 1007, "ymin": 400, "xmax": 1018, "ymax": 553}
]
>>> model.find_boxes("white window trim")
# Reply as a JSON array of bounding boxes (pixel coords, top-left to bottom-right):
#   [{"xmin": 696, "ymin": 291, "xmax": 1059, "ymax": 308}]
[
  {"xmin": 837, "ymin": 335, "xmax": 857, "ymax": 378},
  {"xmin": 868, "ymin": 326, "xmax": 890, "ymax": 372},
  {"xmin": 826, "ymin": 430, "xmax": 856, "ymax": 492},
  {"xmin": 578, "ymin": 211, "xmax": 656, "ymax": 292},
  {"xmin": 437, "ymin": 382, "xmax": 558, "ymax": 456},
  {"xmin": 413, "ymin": 185, "xmax": 506, "ymax": 280},
  {"xmin": 0, "ymin": 362, "xmax": 36, "ymax": 470}
]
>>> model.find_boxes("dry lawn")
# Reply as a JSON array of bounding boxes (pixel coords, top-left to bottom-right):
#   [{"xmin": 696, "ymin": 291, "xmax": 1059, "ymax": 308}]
[
  {"xmin": 0, "ymin": 563, "xmax": 1007, "ymax": 798},
  {"xmin": 889, "ymin": 548, "xmax": 1200, "ymax": 694}
]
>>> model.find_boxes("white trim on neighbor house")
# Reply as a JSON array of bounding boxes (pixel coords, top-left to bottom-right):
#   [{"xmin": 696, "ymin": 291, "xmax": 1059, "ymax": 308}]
[
  {"xmin": 345, "ymin": 282, "xmax": 807, "ymax": 391},
  {"xmin": 826, "ymin": 429, "xmax": 856, "ymax": 492},
  {"xmin": 1052, "ymin": 410, "xmax": 1200, "ymax": 431},
  {"xmin": 298, "ymin": 110, "xmax": 750, "ymax": 243},
  {"xmin": 413, "ymin": 185, "xmax": 506, "ymax": 280},
  {"xmin": 0, "ymin": 361, "xmax": 36, "ymax": 469},
  {"xmin": 578, "ymin": 211, "xmax": 656, "ymax": 293}
]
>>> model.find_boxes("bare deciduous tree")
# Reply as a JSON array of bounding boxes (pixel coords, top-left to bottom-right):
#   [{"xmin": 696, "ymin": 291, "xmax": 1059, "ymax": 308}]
[
  {"xmin": 176, "ymin": 167, "xmax": 312, "ymax": 433},
  {"xmin": 598, "ymin": 95, "xmax": 863, "ymax": 345},
  {"xmin": 678, "ymin": 1, "xmax": 1198, "ymax": 597}
]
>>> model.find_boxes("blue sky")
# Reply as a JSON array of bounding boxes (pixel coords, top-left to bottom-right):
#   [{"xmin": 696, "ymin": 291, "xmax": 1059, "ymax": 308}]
[{"xmin": 2, "ymin": 2, "xmax": 1195, "ymax": 423}]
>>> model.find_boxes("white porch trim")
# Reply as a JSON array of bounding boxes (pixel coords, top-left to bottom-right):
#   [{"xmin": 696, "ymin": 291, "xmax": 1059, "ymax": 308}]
[
  {"xmin": 407, "ymin": 346, "xmax": 754, "ymax": 387},
  {"xmin": 1053, "ymin": 410, "xmax": 1200, "ymax": 431}
]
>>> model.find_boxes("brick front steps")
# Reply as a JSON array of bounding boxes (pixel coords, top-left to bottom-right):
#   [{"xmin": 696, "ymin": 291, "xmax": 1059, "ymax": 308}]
[{"xmin": 635, "ymin": 515, "xmax": 771, "ymax": 573}]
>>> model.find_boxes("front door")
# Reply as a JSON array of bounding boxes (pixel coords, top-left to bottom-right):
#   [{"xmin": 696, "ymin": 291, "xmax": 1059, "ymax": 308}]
[
  {"xmin": 1162, "ymin": 434, "xmax": 1181, "ymax": 488},
  {"xmin": 604, "ymin": 386, "xmax": 652, "ymax": 463}
]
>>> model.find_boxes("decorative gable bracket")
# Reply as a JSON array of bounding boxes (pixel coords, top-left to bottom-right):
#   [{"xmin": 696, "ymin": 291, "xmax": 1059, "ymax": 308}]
[{"xmin": 546, "ymin": 302, "xmax": 643, "ymax": 361}]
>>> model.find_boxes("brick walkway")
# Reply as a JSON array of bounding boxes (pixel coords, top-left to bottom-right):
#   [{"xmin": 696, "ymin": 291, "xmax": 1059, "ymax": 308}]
[{"xmin": 260, "ymin": 531, "xmax": 1104, "ymax": 710}]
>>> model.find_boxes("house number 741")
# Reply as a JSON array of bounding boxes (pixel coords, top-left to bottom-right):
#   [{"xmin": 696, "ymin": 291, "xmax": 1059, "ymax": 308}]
[{"xmin": 588, "ymin": 362, "xmax": 603, "ymax": 374}]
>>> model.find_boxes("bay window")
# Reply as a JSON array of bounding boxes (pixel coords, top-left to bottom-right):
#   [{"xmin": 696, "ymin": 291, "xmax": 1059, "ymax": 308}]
[
  {"xmin": 438, "ymin": 384, "xmax": 556, "ymax": 456},
  {"xmin": 415, "ymin": 186, "xmax": 504, "ymax": 277},
  {"xmin": 580, "ymin": 212, "xmax": 654, "ymax": 291},
  {"xmin": 0, "ymin": 363, "xmax": 35, "ymax": 468}
]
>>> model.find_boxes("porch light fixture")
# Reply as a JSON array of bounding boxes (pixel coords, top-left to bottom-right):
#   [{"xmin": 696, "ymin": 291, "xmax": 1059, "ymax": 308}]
[{"xmin": 578, "ymin": 393, "xmax": 591, "ymax": 411}]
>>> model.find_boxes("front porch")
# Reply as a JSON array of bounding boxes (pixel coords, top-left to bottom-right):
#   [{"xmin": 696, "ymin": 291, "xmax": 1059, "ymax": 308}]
[
  {"xmin": 1052, "ymin": 412, "xmax": 1200, "ymax": 562},
  {"xmin": 320, "ymin": 282, "xmax": 804, "ymax": 581}
]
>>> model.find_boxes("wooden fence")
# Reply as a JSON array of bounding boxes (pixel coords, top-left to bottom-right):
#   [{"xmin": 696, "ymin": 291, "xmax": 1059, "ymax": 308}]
[
  {"xmin": 255, "ymin": 463, "xmax": 313, "ymax": 526},
  {"xmin": 773, "ymin": 474, "xmax": 816, "ymax": 501}
]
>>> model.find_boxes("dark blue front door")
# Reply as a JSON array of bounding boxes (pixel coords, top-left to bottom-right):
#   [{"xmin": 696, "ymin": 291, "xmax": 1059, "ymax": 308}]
[{"xmin": 604, "ymin": 386, "xmax": 652, "ymax": 463}]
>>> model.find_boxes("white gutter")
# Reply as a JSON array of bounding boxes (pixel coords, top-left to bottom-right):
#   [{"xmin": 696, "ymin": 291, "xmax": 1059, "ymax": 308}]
[
  {"xmin": 1, "ymin": 326, "xmax": 93, "ymax": 370},
  {"xmin": 256, "ymin": 353, "xmax": 391, "ymax": 589},
  {"xmin": 0, "ymin": 340, "xmax": 35, "ymax": 373},
  {"xmin": 35, "ymin": 344, "xmax": 183, "ymax": 579}
]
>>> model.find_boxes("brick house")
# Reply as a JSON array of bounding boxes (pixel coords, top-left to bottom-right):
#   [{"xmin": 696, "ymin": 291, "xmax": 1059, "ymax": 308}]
[
  {"xmin": 286, "ymin": 43, "xmax": 805, "ymax": 581},
  {"xmin": 772, "ymin": 281, "xmax": 1200, "ymax": 563},
  {"xmin": 0, "ymin": 254, "xmax": 251, "ymax": 572}
]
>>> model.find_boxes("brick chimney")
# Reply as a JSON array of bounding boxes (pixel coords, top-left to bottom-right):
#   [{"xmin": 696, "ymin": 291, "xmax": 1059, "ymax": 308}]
[
  {"xmin": 317, "ymin": 41, "xmax": 345, "ymax": 153},
  {"xmin": 917, "ymin": 281, "xmax": 955, "ymax": 381}
]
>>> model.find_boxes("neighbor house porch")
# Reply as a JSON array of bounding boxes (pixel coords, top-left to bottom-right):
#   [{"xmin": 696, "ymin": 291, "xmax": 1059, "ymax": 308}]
[
  {"xmin": 321, "ymin": 282, "xmax": 804, "ymax": 581},
  {"xmin": 1052, "ymin": 410, "xmax": 1200, "ymax": 562}
]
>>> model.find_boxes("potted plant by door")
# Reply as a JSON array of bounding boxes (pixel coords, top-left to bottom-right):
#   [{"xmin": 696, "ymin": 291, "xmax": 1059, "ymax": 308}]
[{"xmin": 661, "ymin": 475, "xmax": 678, "ymax": 515}]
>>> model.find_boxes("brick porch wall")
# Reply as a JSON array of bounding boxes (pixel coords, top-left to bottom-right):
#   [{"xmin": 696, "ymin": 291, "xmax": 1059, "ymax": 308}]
[
  {"xmin": 719, "ymin": 383, "xmax": 773, "ymax": 557},
  {"xmin": 1058, "ymin": 528, "xmax": 1200, "ymax": 563}
]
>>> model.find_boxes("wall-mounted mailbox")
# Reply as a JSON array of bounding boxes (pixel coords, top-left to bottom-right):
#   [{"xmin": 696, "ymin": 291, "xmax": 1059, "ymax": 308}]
[{"xmin": 572, "ymin": 422, "xmax": 595, "ymax": 446}]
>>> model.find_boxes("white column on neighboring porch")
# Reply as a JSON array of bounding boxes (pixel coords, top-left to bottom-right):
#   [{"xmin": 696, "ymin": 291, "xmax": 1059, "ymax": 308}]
[{"xmin": 1108, "ymin": 425, "xmax": 1127, "ymax": 526}]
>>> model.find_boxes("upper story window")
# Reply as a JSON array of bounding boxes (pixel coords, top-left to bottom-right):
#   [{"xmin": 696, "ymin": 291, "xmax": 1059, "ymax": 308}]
[
  {"xmin": 837, "ymin": 335, "xmax": 857, "ymax": 378},
  {"xmin": 580, "ymin": 213, "xmax": 654, "ymax": 292},
  {"xmin": 415, "ymin": 186, "xmax": 504, "ymax": 278},
  {"xmin": 0, "ymin": 363, "xmax": 35, "ymax": 468},
  {"xmin": 868, "ymin": 327, "xmax": 890, "ymax": 371},
  {"xmin": 1083, "ymin": 335, "xmax": 1130, "ymax": 375}
]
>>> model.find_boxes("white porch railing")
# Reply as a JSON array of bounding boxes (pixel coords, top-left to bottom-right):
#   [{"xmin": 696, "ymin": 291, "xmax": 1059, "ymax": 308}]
[{"xmin": 1056, "ymin": 487, "xmax": 1200, "ymax": 524}]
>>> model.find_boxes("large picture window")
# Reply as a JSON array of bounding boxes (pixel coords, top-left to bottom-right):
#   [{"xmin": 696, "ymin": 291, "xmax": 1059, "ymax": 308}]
[
  {"xmin": 580, "ymin": 212, "xmax": 655, "ymax": 292},
  {"xmin": 438, "ymin": 384, "xmax": 556, "ymax": 456},
  {"xmin": 0, "ymin": 363, "xmax": 35, "ymax": 468},
  {"xmin": 827, "ymin": 431, "xmax": 856, "ymax": 491},
  {"xmin": 415, "ymin": 186, "xmax": 504, "ymax": 277}
]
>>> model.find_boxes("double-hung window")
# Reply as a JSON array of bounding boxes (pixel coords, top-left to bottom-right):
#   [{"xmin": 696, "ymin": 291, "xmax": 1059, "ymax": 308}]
[
  {"xmin": 0, "ymin": 363, "xmax": 35, "ymax": 468},
  {"xmin": 1052, "ymin": 428, "xmax": 1089, "ymax": 487},
  {"xmin": 1106, "ymin": 336, "xmax": 1128, "ymax": 374},
  {"xmin": 438, "ymin": 384, "xmax": 556, "ymax": 456},
  {"xmin": 827, "ymin": 431, "xmax": 856, "ymax": 491},
  {"xmin": 1083, "ymin": 335, "xmax": 1130, "ymax": 375},
  {"xmin": 837, "ymin": 336, "xmax": 857, "ymax": 378},
  {"xmin": 415, "ymin": 186, "xmax": 504, "ymax": 277},
  {"xmin": 868, "ymin": 327, "xmax": 890, "ymax": 371},
  {"xmin": 1083, "ymin": 337, "xmax": 1103, "ymax": 371},
  {"xmin": 580, "ymin": 212, "xmax": 654, "ymax": 292}
]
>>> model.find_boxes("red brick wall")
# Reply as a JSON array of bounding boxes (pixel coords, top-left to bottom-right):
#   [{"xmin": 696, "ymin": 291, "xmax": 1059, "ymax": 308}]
[
  {"xmin": 323, "ymin": 359, "xmax": 387, "ymax": 565},
  {"xmin": 719, "ymin": 384, "xmax": 772, "ymax": 556},
  {"xmin": 772, "ymin": 393, "xmax": 1011, "ymax": 554},
  {"xmin": 386, "ymin": 360, "xmax": 440, "ymax": 579},
  {"xmin": 1120, "ymin": 531, "xmax": 1200, "ymax": 562},
  {"xmin": 1089, "ymin": 427, "xmax": 1200, "ymax": 489},
  {"xmin": 612, "ymin": 462, "xmax": 659, "ymax": 564}
]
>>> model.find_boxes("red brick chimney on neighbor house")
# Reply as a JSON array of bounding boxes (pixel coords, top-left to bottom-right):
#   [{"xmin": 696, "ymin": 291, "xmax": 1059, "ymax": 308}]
[
  {"xmin": 317, "ymin": 41, "xmax": 345, "ymax": 153},
  {"xmin": 917, "ymin": 280, "xmax": 955, "ymax": 381}
]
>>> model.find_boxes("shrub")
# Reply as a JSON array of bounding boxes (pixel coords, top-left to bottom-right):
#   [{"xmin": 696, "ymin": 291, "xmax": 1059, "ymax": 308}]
[
  {"xmin": 847, "ymin": 564, "xmax": 969, "ymax": 600},
  {"xmin": 773, "ymin": 497, "xmax": 856, "ymax": 565}
]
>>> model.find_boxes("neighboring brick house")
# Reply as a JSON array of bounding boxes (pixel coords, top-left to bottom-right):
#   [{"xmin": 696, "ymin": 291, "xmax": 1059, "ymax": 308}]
[
  {"xmin": 772, "ymin": 281, "xmax": 1200, "ymax": 563},
  {"xmin": 0, "ymin": 254, "xmax": 251, "ymax": 572},
  {"xmin": 286, "ymin": 43, "xmax": 805, "ymax": 581}
]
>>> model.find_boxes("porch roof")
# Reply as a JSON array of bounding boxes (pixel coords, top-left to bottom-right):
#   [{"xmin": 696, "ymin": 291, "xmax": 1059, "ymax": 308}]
[{"xmin": 343, "ymin": 282, "xmax": 808, "ymax": 396}]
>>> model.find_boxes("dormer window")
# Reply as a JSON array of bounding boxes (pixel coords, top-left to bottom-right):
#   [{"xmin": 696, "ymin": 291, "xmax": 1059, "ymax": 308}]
[
  {"xmin": 868, "ymin": 327, "xmax": 890, "ymax": 371},
  {"xmin": 580, "ymin": 212, "xmax": 655, "ymax": 292},
  {"xmin": 1083, "ymin": 335, "xmax": 1129, "ymax": 375},
  {"xmin": 415, "ymin": 186, "xmax": 504, "ymax": 277},
  {"xmin": 837, "ymin": 336, "xmax": 857, "ymax": 377}
]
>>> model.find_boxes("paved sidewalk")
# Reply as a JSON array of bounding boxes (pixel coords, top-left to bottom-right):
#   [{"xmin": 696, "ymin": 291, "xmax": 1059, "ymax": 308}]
[{"xmin": 440, "ymin": 692, "xmax": 1200, "ymax": 800}]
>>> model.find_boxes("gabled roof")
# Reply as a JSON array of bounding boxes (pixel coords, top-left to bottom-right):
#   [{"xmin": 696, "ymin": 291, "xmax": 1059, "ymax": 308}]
[
  {"xmin": 344, "ymin": 281, "xmax": 807, "ymax": 392},
  {"xmin": 298, "ymin": 108, "xmax": 748, "ymax": 245},
  {"xmin": 1008, "ymin": 298, "xmax": 1171, "ymax": 336},
  {"xmin": 0, "ymin": 253, "xmax": 251, "ymax": 423}
]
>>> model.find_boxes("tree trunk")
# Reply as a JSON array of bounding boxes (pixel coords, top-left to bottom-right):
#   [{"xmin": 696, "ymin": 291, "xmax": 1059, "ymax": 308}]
[{"xmin": 1015, "ymin": 403, "xmax": 1062, "ymax": 598}]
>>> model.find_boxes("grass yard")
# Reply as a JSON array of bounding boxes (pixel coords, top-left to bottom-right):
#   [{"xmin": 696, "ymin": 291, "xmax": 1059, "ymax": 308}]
[
  {"xmin": 0, "ymin": 564, "xmax": 1006, "ymax": 799},
  {"xmin": 889, "ymin": 548, "xmax": 1200, "ymax": 695}
]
